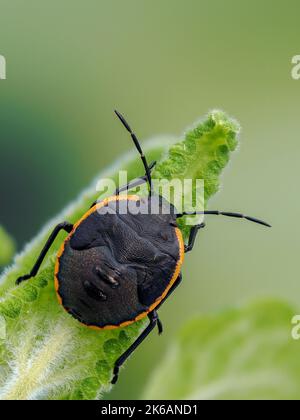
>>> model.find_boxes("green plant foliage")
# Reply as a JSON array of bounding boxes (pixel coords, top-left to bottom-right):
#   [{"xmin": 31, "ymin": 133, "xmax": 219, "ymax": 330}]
[
  {"xmin": 0, "ymin": 226, "xmax": 15, "ymax": 267},
  {"xmin": 0, "ymin": 111, "xmax": 239, "ymax": 400},
  {"xmin": 153, "ymin": 110, "xmax": 240, "ymax": 238},
  {"xmin": 143, "ymin": 300, "xmax": 300, "ymax": 400}
]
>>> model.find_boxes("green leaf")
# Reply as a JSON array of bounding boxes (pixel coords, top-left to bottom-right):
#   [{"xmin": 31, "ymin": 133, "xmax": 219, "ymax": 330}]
[
  {"xmin": 0, "ymin": 226, "xmax": 15, "ymax": 267},
  {"xmin": 0, "ymin": 111, "xmax": 239, "ymax": 400},
  {"xmin": 143, "ymin": 300, "xmax": 300, "ymax": 400},
  {"xmin": 153, "ymin": 110, "xmax": 240, "ymax": 238}
]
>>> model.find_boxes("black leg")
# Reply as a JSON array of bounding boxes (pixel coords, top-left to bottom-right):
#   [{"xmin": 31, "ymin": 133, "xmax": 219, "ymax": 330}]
[
  {"xmin": 89, "ymin": 176, "xmax": 148, "ymax": 209},
  {"xmin": 156, "ymin": 317, "xmax": 163, "ymax": 335},
  {"xmin": 116, "ymin": 175, "xmax": 148, "ymax": 195},
  {"xmin": 151, "ymin": 273, "xmax": 183, "ymax": 335},
  {"xmin": 185, "ymin": 223, "xmax": 206, "ymax": 253},
  {"xmin": 111, "ymin": 274, "xmax": 183, "ymax": 384},
  {"xmin": 89, "ymin": 161, "xmax": 156, "ymax": 209},
  {"xmin": 15, "ymin": 221, "xmax": 73, "ymax": 285},
  {"xmin": 111, "ymin": 310, "xmax": 159, "ymax": 384},
  {"xmin": 116, "ymin": 161, "xmax": 157, "ymax": 195},
  {"xmin": 156, "ymin": 273, "xmax": 183, "ymax": 312}
]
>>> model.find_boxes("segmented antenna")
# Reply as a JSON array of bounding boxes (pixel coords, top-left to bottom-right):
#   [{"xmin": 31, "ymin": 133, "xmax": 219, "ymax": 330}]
[
  {"xmin": 177, "ymin": 210, "xmax": 271, "ymax": 227},
  {"xmin": 115, "ymin": 110, "xmax": 153, "ymax": 196}
]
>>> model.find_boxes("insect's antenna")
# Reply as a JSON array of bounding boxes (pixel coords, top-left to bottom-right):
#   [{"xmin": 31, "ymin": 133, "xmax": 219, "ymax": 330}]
[
  {"xmin": 177, "ymin": 210, "xmax": 271, "ymax": 227},
  {"xmin": 114, "ymin": 110, "xmax": 152, "ymax": 196}
]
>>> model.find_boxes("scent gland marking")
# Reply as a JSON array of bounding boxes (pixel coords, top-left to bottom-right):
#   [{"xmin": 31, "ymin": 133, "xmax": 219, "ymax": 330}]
[
  {"xmin": 95, "ymin": 265, "xmax": 120, "ymax": 288},
  {"xmin": 84, "ymin": 280, "xmax": 107, "ymax": 301}
]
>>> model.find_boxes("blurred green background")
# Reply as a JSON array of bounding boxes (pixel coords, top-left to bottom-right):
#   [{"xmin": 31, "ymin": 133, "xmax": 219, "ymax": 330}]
[{"xmin": 0, "ymin": 0, "xmax": 299, "ymax": 399}]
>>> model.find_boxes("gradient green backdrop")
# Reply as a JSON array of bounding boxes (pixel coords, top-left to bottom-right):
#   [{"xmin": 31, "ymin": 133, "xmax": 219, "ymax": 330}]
[{"xmin": 0, "ymin": 0, "xmax": 298, "ymax": 399}]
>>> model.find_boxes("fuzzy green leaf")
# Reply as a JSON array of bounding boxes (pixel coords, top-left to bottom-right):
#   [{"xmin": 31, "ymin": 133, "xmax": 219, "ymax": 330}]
[
  {"xmin": 143, "ymin": 300, "xmax": 300, "ymax": 400},
  {"xmin": 153, "ymin": 110, "xmax": 240, "ymax": 238},
  {"xmin": 0, "ymin": 111, "xmax": 239, "ymax": 400},
  {"xmin": 0, "ymin": 226, "xmax": 15, "ymax": 267}
]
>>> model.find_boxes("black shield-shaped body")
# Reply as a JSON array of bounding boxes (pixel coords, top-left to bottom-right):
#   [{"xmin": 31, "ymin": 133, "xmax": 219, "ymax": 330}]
[{"xmin": 55, "ymin": 195, "xmax": 184, "ymax": 329}]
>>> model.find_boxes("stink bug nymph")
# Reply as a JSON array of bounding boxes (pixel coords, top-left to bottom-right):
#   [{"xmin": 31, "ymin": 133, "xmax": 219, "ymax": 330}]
[{"xmin": 16, "ymin": 111, "xmax": 271, "ymax": 384}]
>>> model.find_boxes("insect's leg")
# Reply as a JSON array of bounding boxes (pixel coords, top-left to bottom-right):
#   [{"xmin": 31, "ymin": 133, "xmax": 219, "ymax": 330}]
[
  {"xmin": 89, "ymin": 177, "xmax": 148, "ymax": 209},
  {"xmin": 185, "ymin": 223, "xmax": 206, "ymax": 253},
  {"xmin": 158, "ymin": 273, "xmax": 182, "ymax": 307},
  {"xmin": 156, "ymin": 316, "xmax": 163, "ymax": 335},
  {"xmin": 152, "ymin": 273, "xmax": 183, "ymax": 335},
  {"xmin": 111, "ymin": 310, "xmax": 159, "ymax": 385},
  {"xmin": 89, "ymin": 161, "xmax": 156, "ymax": 209},
  {"xmin": 116, "ymin": 161, "xmax": 156, "ymax": 195},
  {"xmin": 116, "ymin": 175, "xmax": 147, "ymax": 195},
  {"xmin": 15, "ymin": 222, "xmax": 73, "ymax": 286},
  {"xmin": 112, "ymin": 275, "xmax": 183, "ymax": 383}
]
